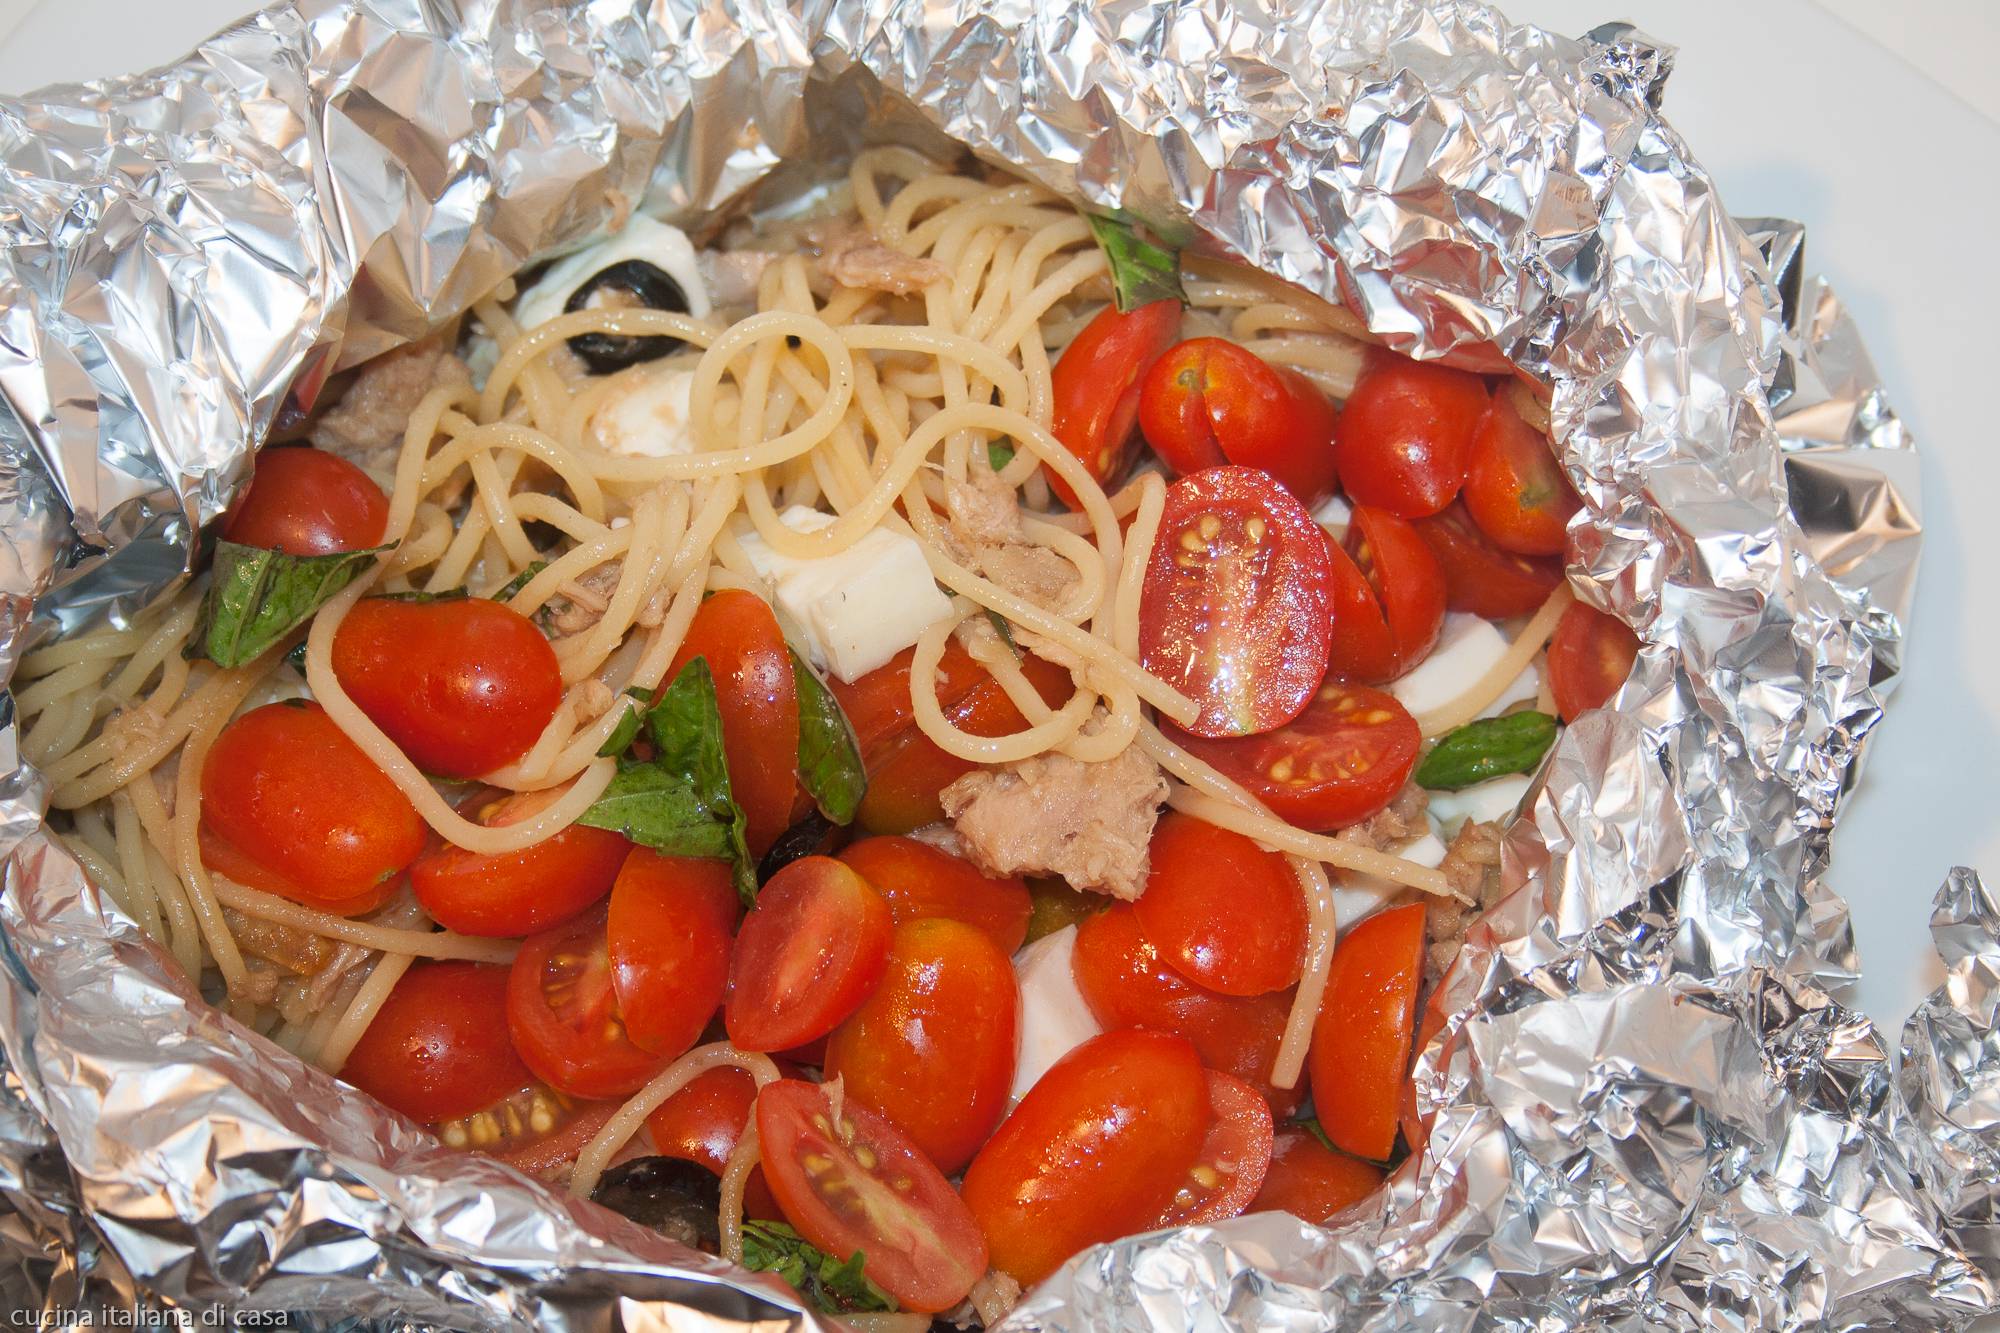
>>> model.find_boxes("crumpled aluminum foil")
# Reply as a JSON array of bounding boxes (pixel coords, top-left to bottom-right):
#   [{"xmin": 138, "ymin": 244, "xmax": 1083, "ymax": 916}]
[{"xmin": 0, "ymin": 0, "xmax": 1987, "ymax": 1328}]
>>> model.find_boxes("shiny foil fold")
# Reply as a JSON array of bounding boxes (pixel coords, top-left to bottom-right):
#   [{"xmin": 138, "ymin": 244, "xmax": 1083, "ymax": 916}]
[{"xmin": 0, "ymin": 0, "xmax": 1981, "ymax": 1328}]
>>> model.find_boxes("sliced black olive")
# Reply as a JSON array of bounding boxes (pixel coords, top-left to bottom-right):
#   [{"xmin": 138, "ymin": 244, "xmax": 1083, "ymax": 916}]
[
  {"xmin": 758, "ymin": 809, "xmax": 846, "ymax": 884},
  {"xmin": 589, "ymin": 1155, "xmax": 723, "ymax": 1251},
  {"xmin": 563, "ymin": 259, "xmax": 690, "ymax": 374}
]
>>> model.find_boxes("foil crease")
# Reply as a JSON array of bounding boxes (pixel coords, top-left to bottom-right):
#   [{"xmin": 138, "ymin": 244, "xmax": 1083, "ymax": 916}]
[{"xmin": 0, "ymin": 0, "xmax": 1980, "ymax": 1328}]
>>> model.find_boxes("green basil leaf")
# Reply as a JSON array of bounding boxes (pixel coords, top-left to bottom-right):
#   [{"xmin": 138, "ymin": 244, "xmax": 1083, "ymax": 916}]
[
  {"xmin": 494, "ymin": 560, "xmax": 548, "ymax": 602},
  {"xmin": 987, "ymin": 439, "xmax": 1015, "ymax": 471},
  {"xmin": 577, "ymin": 762, "xmax": 739, "ymax": 860},
  {"xmin": 192, "ymin": 540, "xmax": 389, "ymax": 668},
  {"xmin": 789, "ymin": 648, "xmax": 866, "ymax": 825},
  {"xmin": 596, "ymin": 702, "xmax": 645, "ymax": 758},
  {"xmin": 985, "ymin": 608, "xmax": 1019, "ymax": 655},
  {"xmin": 1083, "ymin": 211, "xmax": 1186, "ymax": 312},
  {"xmin": 1415, "ymin": 710, "xmax": 1559, "ymax": 791},
  {"xmin": 740, "ymin": 1220, "xmax": 895, "ymax": 1315},
  {"xmin": 1296, "ymin": 1115, "xmax": 1337, "ymax": 1154},
  {"xmin": 372, "ymin": 587, "xmax": 469, "ymax": 605}
]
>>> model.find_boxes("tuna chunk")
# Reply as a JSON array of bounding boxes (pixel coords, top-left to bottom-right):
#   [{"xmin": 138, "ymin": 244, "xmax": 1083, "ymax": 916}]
[
  {"xmin": 815, "ymin": 222, "xmax": 947, "ymax": 296},
  {"xmin": 313, "ymin": 335, "xmax": 471, "ymax": 478}
]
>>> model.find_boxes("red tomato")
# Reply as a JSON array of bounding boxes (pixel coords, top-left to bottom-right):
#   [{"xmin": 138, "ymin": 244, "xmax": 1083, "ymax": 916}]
[
  {"xmin": 824, "ymin": 918, "xmax": 1019, "ymax": 1173},
  {"xmin": 1071, "ymin": 904, "xmax": 1304, "ymax": 1117},
  {"xmin": 646, "ymin": 1066, "xmax": 758, "ymax": 1175},
  {"xmin": 1547, "ymin": 601, "xmax": 1639, "ymax": 721},
  {"xmin": 1462, "ymin": 394, "xmax": 1578, "ymax": 556},
  {"xmin": 665, "ymin": 589, "xmax": 800, "ymax": 857},
  {"xmin": 828, "ymin": 640, "xmax": 992, "ymax": 758},
  {"xmin": 1047, "ymin": 300, "xmax": 1183, "ymax": 508},
  {"xmin": 331, "ymin": 596, "xmax": 562, "ymax": 778},
  {"xmin": 1135, "ymin": 812, "xmax": 1304, "ymax": 996},
  {"xmin": 1137, "ymin": 337, "xmax": 1340, "ymax": 503},
  {"xmin": 1171, "ymin": 681, "xmax": 1420, "ymax": 832},
  {"xmin": 758, "ymin": 1078, "xmax": 987, "ymax": 1312},
  {"xmin": 507, "ymin": 904, "xmax": 670, "ymax": 1099},
  {"xmin": 837, "ymin": 835, "xmax": 1032, "ymax": 955},
  {"xmin": 1308, "ymin": 902, "xmax": 1424, "ymax": 1161},
  {"xmin": 487, "ymin": 1094, "xmax": 620, "ymax": 1177},
  {"xmin": 1157, "ymin": 1071, "xmax": 1274, "ymax": 1226},
  {"xmin": 726, "ymin": 857, "xmax": 893, "ymax": 1052},
  {"xmin": 1251, "ymin": 1128, "xmax": 1385, "ymax": 1222},
  {"xmin": 339, "ymin": 961, "xmax": 529, "ymax": 1122},
  {"xmin": 199, "ymin": 700, "xmax": 424, "ymax": 910},
  {"xmin": 409, "ymin": 783, "xmax": 630, "ymax": 937},
  {"xmin": 961, "ymin": 1030, "xmax": 1209, "ymax": 1285},
  {"xmin": 1411, "ymin": 501, "xmax": 1564, "ymax": 618},
  {"xmin": 1323, "ymin": 505, "xmax": 1448, "ymax": 683},
  {"xmin": 1332, "ymin": 350, "xmax": 1490, "ymax": 517},
  {"xmin": 196, "ymin": 824, "xmax": 396, "ymax": 918},
  {"xmin": 220, "ymin": 446, "xmax": 388, "ymax": 556},
  {"xmin": 1139, "ymin": 467, "xmax": 1333, "ymax": 738},
  {"xmin": 606, "ymin": 849, "xmax": 738, "ymax": 1058}
]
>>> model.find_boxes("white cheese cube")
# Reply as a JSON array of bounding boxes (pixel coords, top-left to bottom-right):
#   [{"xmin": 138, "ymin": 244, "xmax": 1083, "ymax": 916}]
[
  {"xmin": 1331, "ymin": 829, "xmax": 1447, "ymax": 931},
  {"xmin": 590, "ymin": 365, "xmax": 699, "ymax": 458},
  {"xmin": 1427, "ymin": 774, "xmax": 1532, "ymax": 837},
  {"xmin": 1391, "ymin": 612, "xmax": 1539, "ymax": 718},
  {"xmin": 512, "ymin": 214, "xmax": 711, "ymax": 332},
  {"xmin": 1008, "ymin": 926, "xmax": 1102, "ymax": 1104},
  {"xmin": 1312, "ymin": 491, "xmax": 1353, "ymax": 531}
]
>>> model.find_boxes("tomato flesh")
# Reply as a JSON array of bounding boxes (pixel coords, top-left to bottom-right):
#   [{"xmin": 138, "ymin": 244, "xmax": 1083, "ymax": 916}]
[
  {"xmin": 220, "ymin": 446, "xmax": 388, "ymax": 556},
  {"xmin": 1156, "ymin": 1071, "xmax": 1274, "ymax": 1226},
  {"xmin": 1251, "ymin": 1128, "xmax": 1386, "ymax": 1222},
  {"xmin": 1324, "ymin": 505, "xmax": 1447, "ymax": 683},
  {"xmin": 1135, "ymin": 812, "xmax": 1305, "ymax": 996},
  {"xmin": 1137, "ymin": 338, "xmax": 1339, "ymax": 504},
  {"xmin": 606, "ymin": 849, "xmax": 738, "ymax": 1058},
  {"xmin": 1462, "ymin": 393, "xmax": 1578, "ymax": 556},
  {"xmin": 837, "ymin": 835, "xmax": 1032, "ymax": 955},
  {"xmin": 1547, "ymin": 601, "xmax": 1640, "ymax": 721},
  {"xmin": 647, "ymin": 1065, "xmax": 758, "ymax": 1175},
  {"xmin": 1307, "ymin": 901, "xmax": 1425, "ymax": 1161},
  {"xmin": 1332, "ymin": 350, "xmax": 1490, "ymax": 517},
  {"xmin": 1047, "ymin": 300, "xmax": 1183, "ymax": 508},
  {"xmin": 1412, "ymin": 501, "xmax": 1564, "ymax": 619},
  {"xmin": 665, "ymin": 589, "xmax": 800, "ymax": 857},
  {"xmin": 339, "ymin": 960, "xmax": 530, "ymax": 1123},
  {"xmin": 725, "ymin": 856, "xmax": 893, "ymax": 1052},
  {"xmin": 409, "ymin": 783, "xmax": 630, "ymax": 937},
  {"xmin": 482, "ymin": 1092, "xmax": 621, "ymax": 1178},
  {"xmin": 507, "ymin": 904, "xmax": 670, "ymax": 1099}
]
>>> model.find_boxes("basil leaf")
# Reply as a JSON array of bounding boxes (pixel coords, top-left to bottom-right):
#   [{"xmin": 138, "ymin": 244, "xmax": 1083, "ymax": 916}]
[
  {"xmin": 596, "ymin": 702, "xmax": 645, "ymax": 758},
  {"xmin": 985, "ymin": 608, "xmax": 1018, "ymax": 654},
  {"xmin": 192, "ymin": 540, "xmax": 389, "ymax": 668},
  {"xmin": 789, "ymin": 648, "xmax": 866, "ymax": 825},
  {"xmin": 1415, "ymin": 711, "xmax": 1559, "ymax": 791},
  {"xmin": 494, "ymin": 560, "xmax": 548, "ymax": 602},
  {"xmin": 578, "ymin": 762, "xmax": 740, "ymax": 860},
  {"xmin": 1296, "ymin": 1115, "xmax": 1337, "ymax": 1154},
  {"xmin": 987, "ymin": 439, "xmax": 1015, "ymax": 471},
  {"xmin": 740, "ymin": 1220, "xmax": 895, "ymax": 1315},
  {"xmin": 372, "ymin": 587, "xmax": 469, "ymax": 605},
  {"xmin": 1083, "ymin": 211, "xmax": 1186, "ymax": 312}
]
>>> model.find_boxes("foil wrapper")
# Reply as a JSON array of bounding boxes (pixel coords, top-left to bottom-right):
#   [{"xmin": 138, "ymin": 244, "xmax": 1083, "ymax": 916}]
[{"xmin": 0, "ymin": 0, "xmax": 1985, "ymax": 1328}]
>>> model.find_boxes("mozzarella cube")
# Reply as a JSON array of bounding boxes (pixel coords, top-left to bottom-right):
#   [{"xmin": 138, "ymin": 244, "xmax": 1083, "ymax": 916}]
[
  {"xmin": 1331, "ymin": 829, "xmax": 1447, "ymax": 931},
  {"xmin": 512, "ymin": 214, "xmax": 712, "ymax": 332},
  {"xmin": 1427, "ymin": 773, "xmax": 1532, "ymax": 836},
  {"xmin": 590, "ymin": 365, "xmax": 699, "ymax": 458},
  {"xmin": 1391, "ymin": 612, "xmax": 1539, "ymax": 719},
  {"xmin": 1312, "ymin": 491, "xmax": 1353, "ymax": 531},
  {"xmin": 1008, "ymin": 926, "xmax": 1102, "ymax": 1104}
]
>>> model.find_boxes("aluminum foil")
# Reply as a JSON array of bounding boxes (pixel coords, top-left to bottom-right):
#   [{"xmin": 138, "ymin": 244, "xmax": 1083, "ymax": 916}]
[{"xmin": 0, "ymin": 0, "xmax": 1985, "ymax": 1328}]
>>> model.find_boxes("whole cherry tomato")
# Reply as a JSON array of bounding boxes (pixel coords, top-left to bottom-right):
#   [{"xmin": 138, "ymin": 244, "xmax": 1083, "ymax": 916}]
[
  {"xmin": 1546, "ymin": 601, "xmax": 1640, "ymax": 721},
  {"xmin": 726, "ymin": 857, "xmax": 893, "ymax": 1052},
  {"xmin": 664, "ymin": 589, "xmax": 799, "ymax": 857},
  {"xmin": 1332, "ymin": 350, "xmax": 1490, "ymax": 517},
  {"xmin": 220, "ymin": 446, "xmax": 388, "ymax": 556},
  {"xmin": 507, "ymin": 904, "xmax": 671, "ymax": 1099},
  {"xmin": 1251, "ymin": 1127, "xmax": 1385, "ymax": 1222},
  {"xmin": 1411, "ymin": 501, "xmax": 1564, "ymax": 618},
  {"xmin": 1134, "ymin": 812, "xmax": 1305, "ymax": 996},
  {"xmin": 837, "ymin": 835, "xmax": 1032, "ymax": 955},
  {"xmin": 1139, "ymin": 467, "xmax": 1332, "ymax": 737},
  {"xmin": 1047, "ymin": 300, "xmax": 1183, "ymax": 508},
  {"xmin": 1461, "ymin": 393, "xmax": 1579, "ymax": 556},
  {"xmin": 1137, "ymin": 337, "xmax": 1340, "ymax": 503},
  {"xmin": 647, "ymin": 1065, "xmax": 758, "ymax": 1175},
  {"xmin": 1156, "ymin": 1070, "xmax": 1274, "ymax": 1225},
  {"xmin": 606, "ymin": 849, "xmax": 738, "ymax": 1058},
  {"xmin": 1323, "ymin": 505, "xmax": 1447, "ymax": 683},
  {"xmin": 1308, "ymin": 902, "xmax": 1424, "ymax": 1161},
  {"xmin": 409, "ymin": 783, "xmax": 630, "ymax": 937},
  {"xmin": 828, "ymin": 639, "xmax": 993, "ymax": 757},
  {"xmin": 339, "ymin": 961, "xmax": 529, "ymax": 1123}
]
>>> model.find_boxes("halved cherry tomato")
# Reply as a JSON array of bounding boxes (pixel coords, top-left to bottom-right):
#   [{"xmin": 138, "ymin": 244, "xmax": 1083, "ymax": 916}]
[
  {"xmin": 825, "ymin": 918, "xmax": 1019, "ymax": 1173},
  {"xmin": 1411, "ymin": 501, "xmax": 1564, "ymax": 618},
  {"xmin": 1323, "ymin": 506, "xmax": 1447, "ymax": 683},
  {"xmin": 758, "ymin": 1078, "xmax": 987, "ymax": 1312},
  {"xmin": 665, "ymin": 589, "xmax": 800, "ymax": 857},
  {"xmin": 1139, "ymin": 467, "xmax": 1332, "ymax": 737},
  {"xmin": 199, "ymin": 700, "xmax": 424, "ymax": 910},
  {"xmin": 1135, "ymin": 812, "xmax": 1304, "ymax": 996},
  {"xmin": 487, "ymin": 1094, "xmax": 621, "ymax": 1178},
  {"xmin": 339, "ymin": 960, "xmax": 529, "ymax": 1123},
  {"xmin": 1047, "ymin": 300, "xmax": 1183, "ymax": 508},
  {"xmin": 1462, "ymin": 394, "xmax": 1578, "ymax": 556},
  {"xmin": 409, "ymin": 783, "xmax": 630, "ymax": 937},
  {"xmin": 837, "ymin": 835, "xmax": 1032, "ymax": 955},
  {"xmin": 1137, "ymin": 338, "xmax": 1340, "ymax": 503},
  {"xmin": 726, "ymin": 857, "xmax": 893, "ymax": 1052},
  {"xmin": 1250, "ymin": 1128, "xmax": 1385, "ymax": 1222},
  {"xmin": 961, "ymin": 1030, "xmax": 1209, "ymax": 1285},
  {"xmin": 1156, "ymin": 1070, "xmax": 1274, "ymax": 1225},
  {"xmin": 1171, "ymin": 681, "xmax": 1420, "ymax": 832},
  {"xmin": 507, "ymin": 904, "xmax": 670, "ymax": 1099},
  {"xmin": 220, "ymin": 446, "xmax": 388, "ymax": 556},
  {"xmin": 1071, "ymin": 904, "xmax": 1304, "ymax": 1117},
  {"xmin": 331, "ymin": 596, "xmax": 562, "ymax": 779},
  {"xmin": 1332, "ymin": 350, "xmax": 1490, "ymax": 517},
  {"xmin": 1546, "ymin": 601, "xmax": 1639, "ymax": 721},
  {"xmin": 606, "ymin": 849, "xmax": 738, "ymax": 1058},
  {"xmin": 1307, "ymin": 901, "xmax": 1424, "ymax": 1161}
]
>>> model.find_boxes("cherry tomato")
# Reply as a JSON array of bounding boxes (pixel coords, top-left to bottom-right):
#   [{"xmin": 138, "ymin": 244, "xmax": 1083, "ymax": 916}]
[
  {"xmin": 828, "ymin": 640, "xmax": 992, "ymax": 758},
  {"xmin": 485, "ymin": 1093, "xmax": 620, "ymax": 1177},
  {"xmin": 409, "ymin": 783, "xmax": 630, "ymax": 937},
  {"xmin": 1139, "ymin": 467, "xmax": 1333, "ymax": 738},
  {"xmin": 647, "ymin": 1066, "xmax": 758, "ymax": 1175},
  {"xmin": 1171, "ymin": 681, "xmax": 1420, "ymax": 831},
  {"xmin": 726, "ymin": 857, "xmax": 893, "ymax": 1052},
  {"xmin": 1323, "ymin": 505, "xmax": 1447, "ymax": 683},
  {"xmin": 1547, "ymin": 601, "xmax": 1639, "ymax": 721},
  {"xmin": 1047, "ymin": 300, "xmax": 1183, "ymax": 508},
  {"xmin": 199, "ymin": 700, "xmax": 424, "ymax": 910},
  {"xmin": 1156, "ymin": 1071, "xmax": 1274, "ymax": 1226},
  {"xmin": 1137, "ymin": 337, "xmax": 1340, "ymax": 503},
  {"xmin": 339, "ymin": 961, "xmax": 529, "ymax": 1123},
  {"xmin": 1461, "ymin": 394, "xmax": 1578, "ymax": 556},
  {"xmin": 1411, "ymin": 501, "xmax": 1564, "ymax": 618},
  {"xmin": 507, "ymin": 904, "xmax": 670, "ymax": 1099},
  {"xmin": 196, "ymin": 824, "xmax": 397, "ymax": 918},
  {"xmin": 1332, "ymin": 350, "xmax": 1490, "ymax": 517},
  {"xmin": 961, "ymin": 1030, "xmax": 1209, "ymax": 1285},
  {"xmin": 758, "ymin": 1078, "xmax": 987, "ymax": 1312},
  {"xmin": 331, "ymin": 596, "xmax": 562, "ymax": 779},
  {"xmin": 1251, "ymin": 1128, "xmax": 1385, "ymax": 1222},
  {"xmin": 1135, "ymin": 812, "xmax": 1304, "ymax": 996},
  {"xmin": 837, "ymin": 835, "xmax": 1032, "ymax": 955},
  {"xmin": 606, "ymin": 849, "xmax": 738, "ymax": 1058},
  {"xmin": 825, "ymin": 918, "xmax": 1019, "ymax": 1173},
  {"xmin": 1308, "ymin": 901, "xmax": 1424, "ymax": 1161},
  {"xmin": 1071, "ymin": 904, "xmax": 1304, "ymax": 1117},
  {"xmin": 665, "ymin": 589, "xmax": 800, "ymax": 857},
  {"xmin": 220, "ymin": 446, "xmax": 388, "ymax": 556}
]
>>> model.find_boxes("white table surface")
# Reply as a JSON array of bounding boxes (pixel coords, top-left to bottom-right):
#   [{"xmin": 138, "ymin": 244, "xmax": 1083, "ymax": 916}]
[{"xmin": 1, "ymin": 0, "xmax": 1994, "ymax": 1038}]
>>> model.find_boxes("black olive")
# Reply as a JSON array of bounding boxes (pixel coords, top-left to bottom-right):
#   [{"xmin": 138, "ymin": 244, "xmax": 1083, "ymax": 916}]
[
  {"xmin": 758, "ymin": 809, "xmax": 847, "ymax": 884},
  {"xmin": 589, "ymin": 1155, "xmax": 723, "ymax": 1251},
  {"xmin": 563, "ymin": 259, "xmax": 690, "ymax": 374}
]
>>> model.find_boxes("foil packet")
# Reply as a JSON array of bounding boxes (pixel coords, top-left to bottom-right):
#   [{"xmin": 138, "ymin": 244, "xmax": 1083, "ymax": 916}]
[{"xmin": 0, "ymin": 0, "xmax": 1986, "ymax": 1328}]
